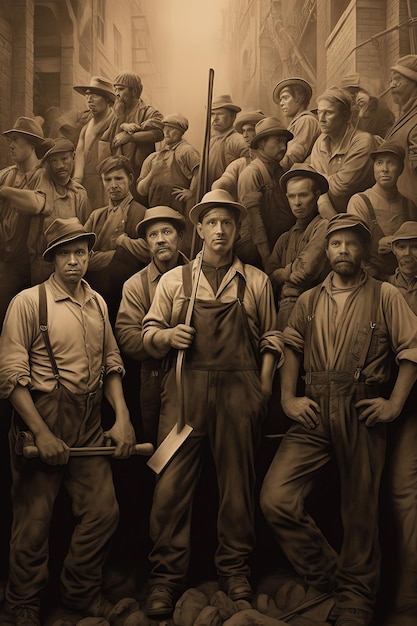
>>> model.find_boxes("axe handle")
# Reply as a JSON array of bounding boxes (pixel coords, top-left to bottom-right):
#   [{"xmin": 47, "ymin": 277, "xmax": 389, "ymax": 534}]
[{"xmin": 21, "ymin": 442, "xmax": 154, "ymax": 459}]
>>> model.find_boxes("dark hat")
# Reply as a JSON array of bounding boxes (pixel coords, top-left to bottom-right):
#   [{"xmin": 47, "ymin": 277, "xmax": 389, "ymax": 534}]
[
  {"xmin": 250, "ymin": 117, "xmax": 293, "ymax": 149},
  {"xmin": 73, "ymin": 76, "xmax": 116, "ymax": 102},
  {"xmin": 370, "ymin": 141, "xmax": 405, "ymax": 162},
  {"xmin": 37, "ymin": 137, "xmax": 75, "ymax": 162},
  {"xmin": 136, "ymin": 206, "xmax": 186, "ymax": 238},
  {"xmin": 317, "ymin": 87, "xmax": 352, "ymax": 112},
  {"xmin": 96, "ymin": 155, "xmax": 134, "ymax": 176},
  {"xmin": 3, "ymin": 116, "xmax": 44, "ymax": 142},
  {"xmin": 326, "ymin": 213, "xmax": 371, "ymax": 242},
  {"xmin": 280, "ymin": 163, "xmax": 329, "ymax": 194},
  {"xmin": 42, "ymin": 217, "xmax": 96, "ymax": 262},
  {"xmin": 391, "ymin": 55, "xmax": 417, "ymax": 83},
  {"xmin": 162, "ymin": 113, "xmax": 189, "ymax": 133},
  {"xmin": 391, "ymin": 221, "xmax": 417, "ymax": 244},
  {"xmin": 113, "ymin": 71, "xmax": 142, "ymax": 94},
  {"xmin": 189, "ymin": 189, "xmax": 247, "ymax": 225},
  {"xmin": 234, "ymin": 110, "xmax": 266, "ymax": 134},
  {"xmin": 211, "ymin": 95, "xmax": 241, "ymax": 113},
  {"xmin": 272, "ymin": 77, "xmax": 313, "ymax": 103}
]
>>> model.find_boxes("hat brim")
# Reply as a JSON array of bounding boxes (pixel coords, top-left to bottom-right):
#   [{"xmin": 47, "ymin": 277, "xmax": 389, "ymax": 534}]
[
  {"xmin": 2, "ymin": 128, "xmax": 44, "ymax": 142},
  {"xmin": 250, "ymin": 129, "xmax": 293, "ymax": 149},
  {"xmin": 73, "ymin": 86, "xmax": 116, "ymax": 102},
  {"xmin": 211, "ymin": 104, "xmax": 241, "ymax": 113},
  {"xmin": 43, "ymin": 232, "xmax": 96, "ymax": 262},
  {"xmin": 280, "ymin": 169, "xmax": 329, "ymax": 194},
  {"xmin": 370, "ymin": 148, "xmax": 404, "ymax": 161},
  {"xmin": 136, "ymin": 215, "xmax": 186, "ymax": 239},
  {"xmin": 189, "ymin": 200, "xmax": 247, "ymax": 226},
  {"xmin": 273, "ymin": 78, "xmax": 313, "ymax": 103}
]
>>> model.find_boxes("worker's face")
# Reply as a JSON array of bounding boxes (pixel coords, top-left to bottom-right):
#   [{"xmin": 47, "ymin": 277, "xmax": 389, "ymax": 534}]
[
  {"xmin": 85, "ymin": 91, "xmax": 110, "ymax": 116},
  {"xmin": 197, "ymin": 207, "xmax": 239, "ymax": 255},
  {"xmin": 373, "ymin": 154, "xmax": 403, "ymax": 189},
  {"xmin": 163, "ymin": 125, "xmax": 183, "ymax": 146},
  {"xmin": 114, "ymin": 84, "xmax": 135, "ymax": 105},
  {"xmin": 390, "ymin": 71, "xmax": 417, "ymax": 106},
  {"xmin": 101, "ymin": 167, "xmax": 132, "ymax": 204},
  {"xmin": 145, "ymin": 221, "xmax": 181, "ymax": 265},
  {"xmin": 326, "ymin": 229, "xmax": 365, "ymax": 276},
  {"xmin": 46, "ymin": 151, "xmax": 74, "ymax": 186},
  {"xmin": 279, "ymin": 88, "xmax": 301, "ymax": 118},
  {"xmin": 355, "ymin": 90, "xmax": 370, "ymax": 109},
  {"xmin": 241, "ymin": 123, "xmax": 256, "ymax": 146},
  {"xmin": 53, "ymin": 239, "xmax": 90, "ymax": 285},
  {"xmin": 6, "ymin": 133, "xmax": 35, "ymax": 164},
  {"xmin": 286, "ymin": 177, "xmax": 320, "ymax": 221},
  {"xmin": 393, "ymin": 238, "xmax": 417, "ymax": 278},
  {"xmin": 259, "ymin": 135, "xmax": 288, "ymax": 162},
  {"xmin": 317, "ymin": 98, "xmax": 348, "ymax": 137},
  {"xmin": 211, "ymin": 108, "xmax": 235, "ymax": 133}
]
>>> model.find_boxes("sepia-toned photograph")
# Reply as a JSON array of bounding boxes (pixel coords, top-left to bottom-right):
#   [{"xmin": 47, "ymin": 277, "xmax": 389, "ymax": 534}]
[{"xmin": 0, "ymin": 1, "xmax": 417, "ymax": 625}]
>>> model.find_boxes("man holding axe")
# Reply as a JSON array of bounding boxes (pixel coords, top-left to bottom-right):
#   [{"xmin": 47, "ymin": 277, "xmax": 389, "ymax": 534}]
[
  {"xmin": 0, "ymin": 217, "xmax": 138, "ymax": 625},
  {"xmin": 141, "ymin": 188, "xmax": 284, "ymax": 617}
]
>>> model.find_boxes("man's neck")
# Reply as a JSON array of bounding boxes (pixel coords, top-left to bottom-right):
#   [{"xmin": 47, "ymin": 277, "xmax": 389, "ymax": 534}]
[
  {"xmin": 154, "ymin": 254, "xmax": 180, "ymax": 274},
  {"xmin": 92, "ymin": 108, "xmax": 110, "ymax": 124},
  {"xmin": 331, "ymin": 270, "xmax": 362, "ymax": 289},
  {"xmin": 374, "ymin": 182, "xmax": 398, "ymax": 201},
  {"xmin": 17, "ymin": 153, "xmax": 39, "ymax": 174},
  {"xmin": 326, "ymin": 126, "xmax": 347, "ymax": 150},
  {"xmin": 202, "ymin": 249, "xmax": 233, "ymax": 267},
  {"xmin": 54, "ymin": 275, "xmax": 85, "ymax": 301}
]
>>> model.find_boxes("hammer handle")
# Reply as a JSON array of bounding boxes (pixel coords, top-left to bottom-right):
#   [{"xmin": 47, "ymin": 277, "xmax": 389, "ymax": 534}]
[{"xmin": 22, "ymin": 442, "xmax": 154, "ymax": 459}]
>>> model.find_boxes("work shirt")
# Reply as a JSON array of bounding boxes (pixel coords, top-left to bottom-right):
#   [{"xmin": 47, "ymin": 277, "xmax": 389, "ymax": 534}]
[
  {"xmin": 0, "ymin": 274, "xmax": 124, "ymax": 399},
  {"xmin": 388, "ymin": 269, "xmax": 417, "ymax": 316},
  {"xmin": 280, "ymin": 111, "xmax": 320, "ymax": 172},
  {"xmin": 208, "ymin": 128, "xmax": 249, "ymax": 187},
  {"xmin": 283, "ymin": 271, "xmax": 417, "ymax": 382},
  {"xmin": 385, "ymin": 97, "xmax": 417, "ymax": 204},
  {"xmin": 310, "ymin": 123, "xmax": 377, "ymax": 212},
  {"xmin": 212, "ymin": 154, "xmax": 253, "ymax": 199},
  {"xmin": 142, "ymin": 253, "xmax": 283, "ymax": 362}
]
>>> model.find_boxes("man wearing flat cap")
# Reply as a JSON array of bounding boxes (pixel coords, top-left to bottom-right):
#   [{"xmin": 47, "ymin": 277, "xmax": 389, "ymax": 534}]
[
  {"xmin": 84, "ymin": 155, "xmax": 149, "ymax": 324},
  {"xmin": 273, "ymin": 77, "xmax": 320, "ymax": 172},
  {"xmin": 141, "ymin": 189, "xmax": 283, "ymax": 617},
  {"xmin": 310, "ymin": 87, "xmax": 378, "ymax": 216},
  {"xmin": 137, "ymin": 114, "xmax": 200, "ymax": 256},
  {"xmin": 101, "ymin": 71, "xmax": 163, "ymax": 193},
  {"xmin": 385, "ymin": 54, "xmax": 417, "ymax": 205},
  {"xmin": 0, "ymin": 117, "xmax": 44, "ymax": 323},
  {"xmin": 347, "ymin": 141, "xmax": 417, "ymax": 280},
  {"xmin": 73, "ymin": 76, "xmax": 116, "ymax": 210},
  {"xmin": 208, "ymin": 94, "xmax": 249, "ymax": 188},
  {"xmin": 237, "ymin": 116, "xmax": 295, "ymax": 269},
  {"xmin": 0, "ymin": 217, "xmax": 136, "ymax": 626},
  {"xmin": 261, "ymin": 213, "xmax": 417, "ymax": 626}
]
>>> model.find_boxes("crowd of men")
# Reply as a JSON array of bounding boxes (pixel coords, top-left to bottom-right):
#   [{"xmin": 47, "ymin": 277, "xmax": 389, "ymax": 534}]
[{"xmin": 1, "ymin": 55, "xmax": 417, "ymax": 626}]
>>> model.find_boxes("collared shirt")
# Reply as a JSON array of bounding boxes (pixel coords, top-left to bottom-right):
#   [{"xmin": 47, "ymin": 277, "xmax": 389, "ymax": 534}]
[
  {"xmin": 388, "ymin": 269, "xmax": 417, "ymax": 316},
  {"xmin": 91, "ymin": 192, "xmax": 133, "ymax": 251},
  {"xmin": 281, "ymin": 110, "xmax": 321, "ymax": 171},
  {"xmin": 0, "ymin": 274, "xmax": 124, "ymax": 399},
  {"xmin": 142, "ymin": 253, "xmax": 283, "ymax": 362},
  {"xmin": 283, "ymin": 271, "xmax": 417, "ymax": 383},
  {"xmin": 208, "ymin": 128, "xmax": 249, "ymax": 187},
  {"xmin": 310, "ymin": 123, "xmax": 378, "ymax": 212}
]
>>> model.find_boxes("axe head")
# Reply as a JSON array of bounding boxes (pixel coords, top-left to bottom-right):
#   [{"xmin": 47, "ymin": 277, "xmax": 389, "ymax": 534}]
[{"xmin": 146, "ymin": 424, "xmax": 193, "ymax": 474}]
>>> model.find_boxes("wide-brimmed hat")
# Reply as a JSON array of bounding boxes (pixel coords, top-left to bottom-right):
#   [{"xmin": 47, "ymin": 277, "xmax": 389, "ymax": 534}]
[
  {"xmin": 272, "ymin": 77, "xmax": 313, "ymax": 104},
  {"xmin": 280, "ymin": 163, "xmax": 329, "ymax": 194},
  {"xmin": 162, "ymin": 113, "xmax": 189, "ymax": 133},
  {"xmin": 391, "ymin": 55, "xmax": 417, "ymax": 84},
  {"xmin": 73, "ymin": 76, "xmax": 116, "ymax": 102},
  {"xmin": 234, "ymin": 110, "xmax": 266, "ymax": 134},
  {"xmin": 370, "ymin": 141, "xmax": 405, "ymax": 162},
  {"xmin": 326, "ymin": 213, "xmax": 371, "ymax": 242},
  {"xmin": 37, "ymin": 137, "xmax": 75, "ymax": 162},
  {"xmin": 42, "ymin": 217, "xmax": 96, "ymax": 262},
  {"xmin": 391, "ymin": 221, "xmax": 417, "ymax": 245},
  {"xmin": 211, "ymin": 95, "xmax": 241, "ymax": 113},
  {"xmin": 136, "ymin": 206, "xmax": 186, "ymax": 238},
  {"xmin": 3, "ymin": 116, "xmax": 44, "ymax": 142},
  {"xmin": 250, "ymin": 117, "xmax": 293, "ymax": 149},
  {"xmin": 189, "ymin": 189, "xmax": 247, "ymax": 225}
]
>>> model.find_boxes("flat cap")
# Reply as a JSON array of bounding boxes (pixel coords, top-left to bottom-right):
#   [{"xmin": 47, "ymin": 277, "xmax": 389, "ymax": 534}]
[
  {"xmin": 391, "ymin": 221, "xmax": 417, "ymax": 244},
  {"xmin": 391, "ymin": 55, "xmax": 417, "ymax": 84},
  {"xmin": 96, "ymin": 155, "xmax": 134, "ymax": 176},
  {"xmin": 326, "ymin": 213, "xmax": 371, "ymax": 241},
  {"xmin": 162, "ymin": 113, "xmax": 189, "ymax": 133},
  {"xmin": 136, "ymin": 206, "xmax": 186, "ymax": 238},
  {"xmin": 37, "ymin": 137, "xmax": 75, "ymax": 162},
  {"xmin": 370, "ymin": 141, "xmax": 405, "ymax": 162}
]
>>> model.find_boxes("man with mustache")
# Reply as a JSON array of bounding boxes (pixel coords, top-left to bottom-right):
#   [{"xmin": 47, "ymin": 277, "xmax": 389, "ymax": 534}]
[{"xmin": 261, "ymin": 213, "xmax": 417, "ymax": 626}]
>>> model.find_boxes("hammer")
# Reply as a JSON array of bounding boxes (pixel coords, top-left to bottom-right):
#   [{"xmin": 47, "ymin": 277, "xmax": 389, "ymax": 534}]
[{"xmin": 15, "ymin": 430, "xmax": 154, "ymax": 459}]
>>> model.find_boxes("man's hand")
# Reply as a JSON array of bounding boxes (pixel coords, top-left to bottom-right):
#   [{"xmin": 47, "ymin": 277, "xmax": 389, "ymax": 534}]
[
  {"xmin": 355, "ymin": 397, "xmax": 401, "ymax": 427},
  {"xmin": 106, "ymin": 419, "xmax": 137, "ymax": 458},
  {"xmin": 120, "ymin": 122, "xmax": 141, "ymax": 134},
  {"xmin": 281, "ymin": 396, "xmax": 320, "ymax": 429},
  {"xmin": 112, "ymin": 131, "xmax": 131, "ymax": 148},
  {"xmin": 35, "ymin": 430, "xmax": 70, "ymax": 465},
  {"xmin": 168, "ymin": 324, "xmax": 195, "ymax": 349},
  {"xmin": 172, "ymin": 187, "xmax": 192, "ymax": 202}
]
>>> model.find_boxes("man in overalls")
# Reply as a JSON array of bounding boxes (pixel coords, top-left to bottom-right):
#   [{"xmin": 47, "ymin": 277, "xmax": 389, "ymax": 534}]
[
  {"xmin": 141, "ymin": 188, "xmax": 284, "ymax": 617},
  {"xmin": 260, "ymin": 214, "xmax": 417, "ymax": 626},
  {"xmin": 0, "ymin": 217, "xmax": 136, "ymax": 626}
]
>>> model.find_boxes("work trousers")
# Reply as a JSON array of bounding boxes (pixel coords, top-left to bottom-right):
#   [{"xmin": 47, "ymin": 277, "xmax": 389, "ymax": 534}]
[
  {"xmin": 140, "ymin": 364, "xmax": 163, "ymax": 447},
  {"xmin": 149, "ymin": 368, "xmax": 265, "ymax": 587},
  {"xmin": 260, "ymin": 377, "xmax": 386, "ymax": 616}
]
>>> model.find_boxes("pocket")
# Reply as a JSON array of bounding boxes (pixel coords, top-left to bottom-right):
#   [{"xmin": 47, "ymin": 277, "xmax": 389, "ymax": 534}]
[{"xmin": 350, "ymin": 324, "xmax": 369, "ymax": 361}]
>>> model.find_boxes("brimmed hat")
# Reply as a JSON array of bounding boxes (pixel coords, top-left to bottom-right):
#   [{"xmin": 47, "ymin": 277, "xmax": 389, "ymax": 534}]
[
  {"xmin": 211, "ymin": 95, "xmax": 241, "ymax": 113},
  {"xmin": 234, "ymin": 110, "xmax": 266, "ymax": 134},
  {"xmin": 280, "ymin": 163, "xmax": 329, "ymax": 194},
  {"xmin": 189, "ymin": 189, "xmax": 247, "ymax": 225},
  {"xmin": 96, "ymin": 155, "xmax": 134, "ymax": 176},
  {"xmin": 391, "ymin": 221, "xmax": 417, "ymax": 245},
  {"xmin": 136, "ymin": 206, "xmax": 186, "ymax": 238},
  {"xmin": 317, "ymin": 87, "xmax": 352, "ymax": 112},
  {"xmin": 370, "ymin": 141, "xmax": 405, "ymax": 162},
  {"xmin": 37, "ymin": 137, "xmax": 75, "ymax": 162},
  {"xmin": 326, "ymin": 213, "xmax": 371, "ymax": 242},
  {"xmin": 3, "ymin": 116, "xmax": 44, "ymax": 142},
  {"xmin": 42, "ymin": 217, "xmax": 96, "ymax": 262},
  {"xmin": 162, "ymin": 113, "xmax": 189, "ymax": 133},
  {"xmin": 73, "ymin": 76, "xmax": 116, "ymax": 102},
  {"xmin": 391, "ymin": 55, "xmax": 417, "ymax": 84},
  {"xmin": 250, "ymin": 117, "xmax": 293, "ymax": 149},
  {"xmin": 272, "ymin": 77, "xmax": 313, "ymax": 104}
]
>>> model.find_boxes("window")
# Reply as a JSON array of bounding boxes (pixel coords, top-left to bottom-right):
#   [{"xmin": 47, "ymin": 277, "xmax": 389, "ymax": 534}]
[{"xmin": 97, "ymin": 0, "xmax": 105, "ymax": 43}]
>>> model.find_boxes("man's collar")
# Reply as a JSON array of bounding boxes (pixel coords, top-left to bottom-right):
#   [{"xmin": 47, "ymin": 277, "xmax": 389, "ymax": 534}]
[
  {"xmin": 109, "ymin": 191, "xmax": 133, "ymax": 211},
  {"xmin": 47, "ymin": 274, "xmax": 94, "ymax": 303}
]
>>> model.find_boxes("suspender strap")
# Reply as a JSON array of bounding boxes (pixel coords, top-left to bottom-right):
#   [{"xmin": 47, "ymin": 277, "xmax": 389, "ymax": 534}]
[
  {"xmin": 182, "ymin": 261, "xmax": 193, "ymax": 299},
  {"xmin": 358, "ymin": 193, "xmax": 378, "ymax": 224},
  {"xmin": 304, "ymin": 285, "xmax": 322, "ymax": 383},
  {"xmin": 140, "ymin": 269, "xmax": 152, "ymax": 311},
  {"xmin": 353, "ymin": 279, "xmax": 382, "ymax": 381},
  {"xmin": 38, "ymin": 283, "xmax": 60, "ymax": 385}
]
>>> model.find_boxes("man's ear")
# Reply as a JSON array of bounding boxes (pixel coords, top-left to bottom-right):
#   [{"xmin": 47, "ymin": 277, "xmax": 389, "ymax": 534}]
[
  {"xmin": 128, "ymin": 173, "xmax": 134, "ymax": 185},
  {"xmin": 196, "ymin": 222, "xmax": 204, "ymax": 241}
]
